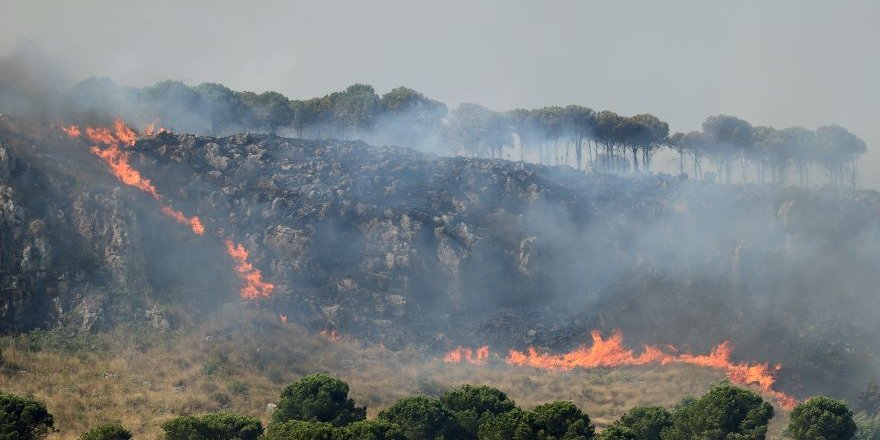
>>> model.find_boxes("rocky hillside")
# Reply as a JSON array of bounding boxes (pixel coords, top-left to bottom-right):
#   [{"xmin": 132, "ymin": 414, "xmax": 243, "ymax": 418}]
[{"xmin": 2, "ymin": 116, "xmax": 880, "ymax": 399}]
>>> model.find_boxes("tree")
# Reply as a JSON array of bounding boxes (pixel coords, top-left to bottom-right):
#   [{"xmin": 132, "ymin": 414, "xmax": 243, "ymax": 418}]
[
  {"xmin": 629, "ymin": 113, "xmax": 669, "ymax": 173},
  {"xmin": 376, "ymin": 86, "xmax": 447, "ymax": 148},
  {"xmin": 563, "ymin": 105, "xmax": 596, "ymax": 170},
  {"xmin": 440, "ymin": 384, "xmax": 517, "ymax": 439},
  {"xmin": 161, "ymin": 413, "xmax": 263, "ymax": 440},
  {"xmin": 238, "ymin": 91, "xmax": 293, "ymax": 135},
  {"xmin": 662, "ymin": 384, "xmax": 773, "ymax": 440},
  {"xmin": 0, "ymin": 392, "xmax": 54, "ymax": 439},
  {"xmin": 194, "ymin": 82, "xmax": 243, "ymax": 135},
  {"xmin": 344, "ymin": 419, "xmax": 407, "ymax": 440},
  {"xmin": 532, "ymin": 401, "xmax": 595, "ymax": 440},
  {"xmin": 263, "ymin": 420, "xmax": 339, "ymax": 440},
  {"xmin": 477, "ymin": 408, "xmax": 537, "ymax": 440},
  {"xmin": 447, "ymin": 104, "xmax": 510, "ymax": 158},
  {"xmin": 609, "ymin": 406, "xmax": 672, "ymax": 440},
  {"xmin": 680, "ymin": 131, "xmax": 706, "ymax": 178},
  {"xmin": 331, "ymin": 84, "xmax": 381, "ymax": 138},
  {"xmin": 814, "ymin": 125, "xmax": 867, "ymax": 188},
  {"xmin": 272, "ymin": 373, "xmax": 366, "ymax": 427},
  {"xmin": 789, "ymin": 396, "xmax": 857, "ymax": 440},
  {"xmin": 702, "ymin": 115, "xmax": 754, "ymax": 184},
  {"xmin": 378, "ymin": 396, "xmax": 462, "ymax": 440},
  {"xmin": 597, "ymin": 425, "xmax": 636, "ymax": 440},
  {"xmin": 79, "ymin": 423, "xmax": 132, "ymax": 440}
]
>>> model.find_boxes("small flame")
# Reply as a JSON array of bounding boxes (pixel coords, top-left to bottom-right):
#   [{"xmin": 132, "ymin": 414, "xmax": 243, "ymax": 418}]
[
  {"xmin": 143, "ymin": 119, "xmax": 169, "ymax": 136},
  {"xmin": 321, "ymin": 329, "xmax": 340, "ymax": 341},
  {"xmin": 161, "ymin": 206, "xmax": 206, "ymax": 235},
  {"xmin": 443, "ymin": 346, "xmax": 490, "ymax": 365},
  {"xmin": 61, "ymin": 125, "xmax": 81, "ymax": 138},
  {"xmin": 89, "ymin": 144, "xmax": 160, "ymax": 199},
  {"xmin": 279, "ymin": 314, "xmax": 288, "ymax": 324},
  {"xmin": 225, "ymin": 240, "xmax": 274, "ymax": 299}
]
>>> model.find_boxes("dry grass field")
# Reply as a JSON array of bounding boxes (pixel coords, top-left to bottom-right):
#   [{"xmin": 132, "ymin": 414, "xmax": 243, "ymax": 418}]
[{"xmin": 0, "ymin": 309, "xmax": 791, "ymax": 439}]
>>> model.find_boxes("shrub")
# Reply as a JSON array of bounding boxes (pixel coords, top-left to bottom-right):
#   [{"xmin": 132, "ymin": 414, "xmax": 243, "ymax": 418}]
[
  {"xmin": 263, "ymin": 420, "xmax": 339, "ymax": 440},
  {"xmin": 79, "ymin": 423, "xmax": 132, "ymax": 440},
  {"xmin": 161, "ymin": 413, "xmax": 263, "ymax": 440},
  {"xmin": 440, "ymin": 384, "xmax": 518, "ymax": 438},
  {"xmin": 477, "ymin": 408, "xmax": 537, "ymax": 440},
  {"xmin": 662, "ymin": 383, "xmax": 773, "ymax": 440},
  {"xmin": 0, "ymin": 392, "xmax": 54, "ymax": 439},
  {"xmin": 597, "ymin": 425, "xmax": 636, "ymax": 440},
  {"xmin": 272, "ymin": 373, "xmax": 366, "ymax": 426},
  {"xmin": 531, "ymin": 401, "xmax": 595, "ymax": 440},
  {"xmin": 789, "ymin": 396, "xmax": 857, "ymax": 440},
  {"xmin": 378, "ymin": 396, "xmax": 462, "ymax": 440},
  {"xmin": 343, "ymin": 419, "xmax": 406, "ymax": 440}
]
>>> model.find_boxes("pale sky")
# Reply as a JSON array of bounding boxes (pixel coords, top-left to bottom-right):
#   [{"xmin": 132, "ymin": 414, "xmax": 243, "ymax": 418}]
[{"xmin": 3, "ymin": 0, "xmax": 880, "ymax": 186}]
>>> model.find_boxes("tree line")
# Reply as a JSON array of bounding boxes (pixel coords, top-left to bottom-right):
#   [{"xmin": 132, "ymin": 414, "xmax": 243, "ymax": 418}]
[
  {"xmin": 0, "ymin": 373, "xmax": 863, "ymax": 440},
  {"xmin": 68, "ymin": 78, "xmax": 868, "ymax": 188}
]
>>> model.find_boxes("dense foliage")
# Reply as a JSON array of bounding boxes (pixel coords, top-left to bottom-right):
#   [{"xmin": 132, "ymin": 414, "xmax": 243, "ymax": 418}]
[
  {"xmin": 66, "ymin": 79, "xmax": 867, "ymax": 187},
  {"xmin": 161, "ymin": 413, "xmax": 263, "ymax": 440},
  {"xmin": 789, "ymin": 396, "xmax": 857, "ymax": 440},
  {"xmin": 271, "ymin": 373, "xmax": 366, "ymax": 426},
  {"xmin": 78, "ymin": 423, "xmax": 132, "ymax": 440},
  {"xmin": 0, "ymin": 392, "xmax": 54, "ymax": 439}
]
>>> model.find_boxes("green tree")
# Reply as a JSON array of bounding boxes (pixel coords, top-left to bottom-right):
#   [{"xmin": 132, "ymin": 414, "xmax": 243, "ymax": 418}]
[
  {"xmin": 532, "ymin": 401, "xmax": 595, "ymax": 440},
  {"xmin": 610, "ymin": 406, "xmax": 672, "ymax": 440},
  {"xmin": 79, "ymin": 423, "xmax": 132, "ymax": 440},
  {"xmin": 238, "ymin": 91, "xmax": 293, "ymax": 135},
  {"xmin": 440, "ymin": 384, "xmax": 517, "ymax": 439},
  {"xmin": 702, "ymin": 114, "xmax": 755, "ymax": 184},
  {"xmin": 194, "ymin": 82, "xmax": 243, "ymax": 135},
  {"xmin": 597, "ymin": 425, "xmax": 637, "ymax": 440},
  {"xmin": 662, "ymin": 384, "xmax": 773, "ymax": 440},
  {"xmin": 272, "ymin": 373, "xmax": 366, "ymax": 427},
  {"xmin": 161, "ymin": 413, "xmax": 263, "ymax": 440},
  {"xmin": 477, "ymin": 408, "xmax": 537, "ymax": 440},
  {"xmin": 0, "ymin": 392, "xmax": 54, "ymax": 439},
  {"xmin": 343, "ymin": 419, "xmax": 406, "ymax": 440},
  {"xmin": 789, "ymin": 396, "xmax": 856, "ymax": 440},
  {"xmin": 263, "ymin": 420, "xmax": 339, "ymax": 440},
  {"xmin": 330, "ymin": 84, "xmax": 381, "ymax": 138},
  {"xmin": 378, "ymin": 396, "xmax": 461, "ymax": 440}
]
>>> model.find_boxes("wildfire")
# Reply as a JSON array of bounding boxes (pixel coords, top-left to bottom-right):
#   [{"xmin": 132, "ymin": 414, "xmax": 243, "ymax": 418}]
[
  {"xmin": 443, "ymin": 346, "xmax": 489, "ymax": 365},
  {"xmin": 321, "ymin": 329, "xmax": 341, "ymax": 341},
  {"xmin": 89, "ymin": 144, "xmax": 160, "ymax": 199},
  {"xmin": 279, "ymin": 314, "xmax": 288, "ymax": 324},
  {"xmin": 225, "ymin": 240, "xmax": 274, "ymax": 299},
  {"xmin": 445, "ymin": 330, "xmax": 797, "ymax": 409},
  {"xmin": 61, "ymin": 125, "xmax": 81, "ymax": 138},
  {"xmin": 143, "ymin": 119, "xmax": 169, "ymax": 136},
  {"xmin": 161, "ymin": 206, "xmax": 206, "ymax": 235}
]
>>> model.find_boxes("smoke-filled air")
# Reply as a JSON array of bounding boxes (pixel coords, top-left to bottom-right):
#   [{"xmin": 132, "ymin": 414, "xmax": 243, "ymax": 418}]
[{"xmin": 1, "ymin": 1, "xmax": 880, "ymax": 439}]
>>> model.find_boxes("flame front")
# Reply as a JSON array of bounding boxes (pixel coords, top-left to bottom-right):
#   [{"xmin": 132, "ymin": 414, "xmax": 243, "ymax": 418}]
[
  {"xmin": 225, "ymin": 240, "xmax": 274, "ymax": 299},
  {"xmin": 443, "ymin": 346, "xmax": 489, "ymax": 365},
  {"xmin": 161, "ymin": 206, "xmax": 206, "ymax": 235}
]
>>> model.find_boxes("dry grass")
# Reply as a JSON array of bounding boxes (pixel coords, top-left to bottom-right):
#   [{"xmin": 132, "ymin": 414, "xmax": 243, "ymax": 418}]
[{"xmin": 0, "ymin": 309, "xmax": 790, "ymax": 439}]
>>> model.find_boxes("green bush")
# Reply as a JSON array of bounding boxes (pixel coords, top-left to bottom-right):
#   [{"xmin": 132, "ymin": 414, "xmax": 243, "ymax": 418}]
[
  {"xmin": 662, "ymin": 383, "xmax": 773, "ymax": 440},
  {"xmin": 608, "ymin": 406, "xmax": 672, "ymax": 440},
  {"xmin": 343, "ymin": 419, "xmax": 406, "ymax": 440},
  {"xmin": 161, "ymin": 413, "xmax": 262, "ymax": 440},
  {"xmin": 0, "ymin": 392, "xmax": 54, "ymax": 439},
  {"xmin": 440, "ymin": 384, "xmax": 517, "ymax": 438},
  {"xmin": 79, "ymin": 423, "xmax": 132, "ymax": 440},
  {"xmin": 597, "ymin": 425, "xmax": 636, "ymax": 440},
  {"xmin": 477, "ymin": 408, "xmax": 537, "ymax": 440},
  {"xmin": 789, "ymin": 396, "xmax": 856, "ymax": 440},
  {"xmin": 271, "ymin": 373, "xmax": 366, "ymax": 426},
  {"xmin": 531, "ymin": 401, "xmax": 595, "ymax": 440},
  {"xmin": 378, "ymin": 396, "xmax": 462, "ymax": 440},
  {"xmin": 263, "ymin": 420, "xmax": 339, "ymax": 440}
]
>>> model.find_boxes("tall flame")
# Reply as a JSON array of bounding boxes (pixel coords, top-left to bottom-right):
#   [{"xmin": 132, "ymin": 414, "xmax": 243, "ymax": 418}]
[
  {"xmin": 225, "ymin": 240, "xmax": 274, "ymax": 299},
  {"xmin": 143, "ymin": 119, "xmax": 169, "ymax": 136},
  {"xmin": 446, "ymin": 330, "xmax": 797, "ymax": 409}
]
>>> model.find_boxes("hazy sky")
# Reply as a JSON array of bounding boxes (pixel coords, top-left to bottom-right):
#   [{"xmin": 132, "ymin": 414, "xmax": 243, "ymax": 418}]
[{"xmin": 3, "ymin": 0, "xmax": 880, "ymax": 186}]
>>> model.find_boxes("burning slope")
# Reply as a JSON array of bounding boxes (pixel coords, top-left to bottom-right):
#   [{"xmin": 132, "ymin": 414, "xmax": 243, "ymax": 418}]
[
  {"xmin": 63, "ymin": 120, "xmax": 274, "ymax": 300},
  {"xmin": 447, "ymin": 330, "xmax": 797, "ymax": 408}
]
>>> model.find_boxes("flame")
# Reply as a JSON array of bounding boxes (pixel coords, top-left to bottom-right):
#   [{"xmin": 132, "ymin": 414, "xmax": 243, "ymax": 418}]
[
  {"xmin": 443, "ymin": 346, "xmax": 489, "ymax": 365},
  {"xmin": 225, "ymin": 240, "xmax": 274, "ymax": 299},
  {"xmin": 61, "ymin": 125, "xmax": 81, "ymax": 138},
  {"xmin": 113, "ymin": 119, "xmax": 137, "ymax": 146},
  {"xmin": 143, "ymin": 119, "xmax": 169, "ymax": 136},
  {"xmin": 501, "ymin": 330, "xmax": 796, "ymax": 409},
  {"xmin": 279, "ymin": 314, "xmax": 288, "ymax": 324},
  {"xmin": 90, "ymin": 144, "xmax": 160, "ymax": 199},
  {"xmin": 321, "ymin": 329, "xmax": 341, "ymax": 341},
  {"xmin": 161, "ymin": 206, "xmax": 205, "ymax": 235}
]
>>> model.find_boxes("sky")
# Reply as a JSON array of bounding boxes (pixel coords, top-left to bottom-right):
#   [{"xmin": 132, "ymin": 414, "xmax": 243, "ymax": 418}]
[{"xmin": 3, "ymin": 0, "xmax": 880, "ymax": 186}]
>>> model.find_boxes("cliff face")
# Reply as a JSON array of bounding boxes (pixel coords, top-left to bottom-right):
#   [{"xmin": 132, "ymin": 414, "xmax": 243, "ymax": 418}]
[{"xmin": 2, "ymin": 117, "xmax": 880, "ymax": 397}]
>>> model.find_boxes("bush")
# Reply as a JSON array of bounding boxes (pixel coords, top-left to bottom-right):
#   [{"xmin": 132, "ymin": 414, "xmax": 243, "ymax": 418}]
[
  {"xmin": 263, "ymin": 420, "xmax": 339, "ymax": 440},
  {"xmin": 440, "ymin": 384, "xmax": 517, "ymax": 438},
  {"xmin": 343, "ymin": 419, "xmax": 406, "ymax": 440},
  {"xmin": 662, "ymin": 383, "xmax": 773, "ymax": 440},
  {"xmin": 378, "ymin": 396, "xmax": 462, "ymax": 440},
  {"xmin": 272, "ymin": 373, "xmax": 366, "ymax": 426},
  {"xmin": 79, "ymin": 423, "xmax": 132, "ymax": 440},
  {"xmin": 597, "ymin": 425, "xmax": 636, "ymax": 440},
  {"xmin": 789, "ymin": 396, "xmax": 857, "ymax": 440},
  {"xmin": 161, "ymin": 413, "xmax": 263, "ymax": 440},
  {"xmin": 0, "ymin": 392, "xmax": 54, "ymax": 439},
  {"xmin": 477, "ymin": 408, "xmax": 537, "ymax": 440},
  {"xmin": 608, "ymin": 406, "xmax": 671, "ymax": 440},
  {"xmin": 531, "ymin": 401, "xmax": 595, "ymax": 440}
]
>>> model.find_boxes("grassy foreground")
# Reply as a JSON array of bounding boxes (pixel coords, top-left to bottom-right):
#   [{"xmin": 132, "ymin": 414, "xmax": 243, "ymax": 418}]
[{"xmin": 0, "ymin": 309, "xmax": 789, "ymax": 439}]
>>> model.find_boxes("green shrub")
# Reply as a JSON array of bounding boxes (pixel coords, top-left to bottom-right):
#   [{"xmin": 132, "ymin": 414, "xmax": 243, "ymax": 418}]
[
  {"xmin": 271, "ymin": 373, "xmax": 366, "ymax": 426},
  {"xmin": 0, "ymin": 392, "xmax": 54, "ymax": 439},
  {"xmin": 79, "ymin": 422, "xmax": 132, "ymax": 440},
  {"xmin": 662, "ymin": 383, "xmax": 773, "ymax": 440},
  {"xmin": 343, "ymin": 419, "xmax": 406, "ymax": 440},
  {"xmin": 608, "ymin": 406, "xmax": 671, "ymax": 440},
  {"xmin": 532, "ymin": 401, "xmax": 595, "ymax": 440},
  {"xmin": 789, "ymin": 396, "xmax": 856, "ymax": 440},
  {"xmin": 477, "ymin": 408, "xmax": 537, "ymax": 440},
  {"xmin": 263, "ymin": 420, "xmax": 339, "ymax": 440},
  {"xmin": 597, "ymin": 425, "xmax": 636, "ymax": 440},
  {"xmin": 440, "ymin": 384, "xmax": 518, "ymax": 438},
  {"xmin": 161, "ymin": 412, "xmax": 262, "ymax": 440},
  {"xmin": 378, "ymin": 396, "xmax": 462, "ymax": 440}
]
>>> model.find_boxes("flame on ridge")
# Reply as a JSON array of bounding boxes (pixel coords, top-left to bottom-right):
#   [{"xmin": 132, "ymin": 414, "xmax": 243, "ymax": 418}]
[{"xmin": 225, "ymin": 240, "xmax": 274, "ymax": 299}]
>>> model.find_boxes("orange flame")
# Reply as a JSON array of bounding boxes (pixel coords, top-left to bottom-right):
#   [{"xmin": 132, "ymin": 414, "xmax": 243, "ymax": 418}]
[
  {"xmin": 502, "ymin": 330, "xmax": 797, "ymax": 409},
  {"xmin": 321, "ymin": 329, "xmax": 341, "ymax": 341},
  {"xmin": 225, "ymin": 240, "xmax": 274, "ymax": 299},
  {"xmin": 280, "ymin": 314, "xmax": 288, "ymax": 324},
  {"xmin": 61, "ymin": 125, "xmax": 81, "ymax": 138},
  {"xmin": 90, "ymin": 144, "xmax": 160, "ymax": 199},
  {"xmin": 161, "ymin": 206, "xmax": 206, "ymax": 235},
  {"xmin": 443, "ymin": 346, "xmax": 490, "ymax": 365},
  {"xmin": 113, "ymin": 119, "xmax": 137, "ymax": 146},
  {"xmin": 143, "ymin": 119, "xmax": 169, "ymax": 136}
]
